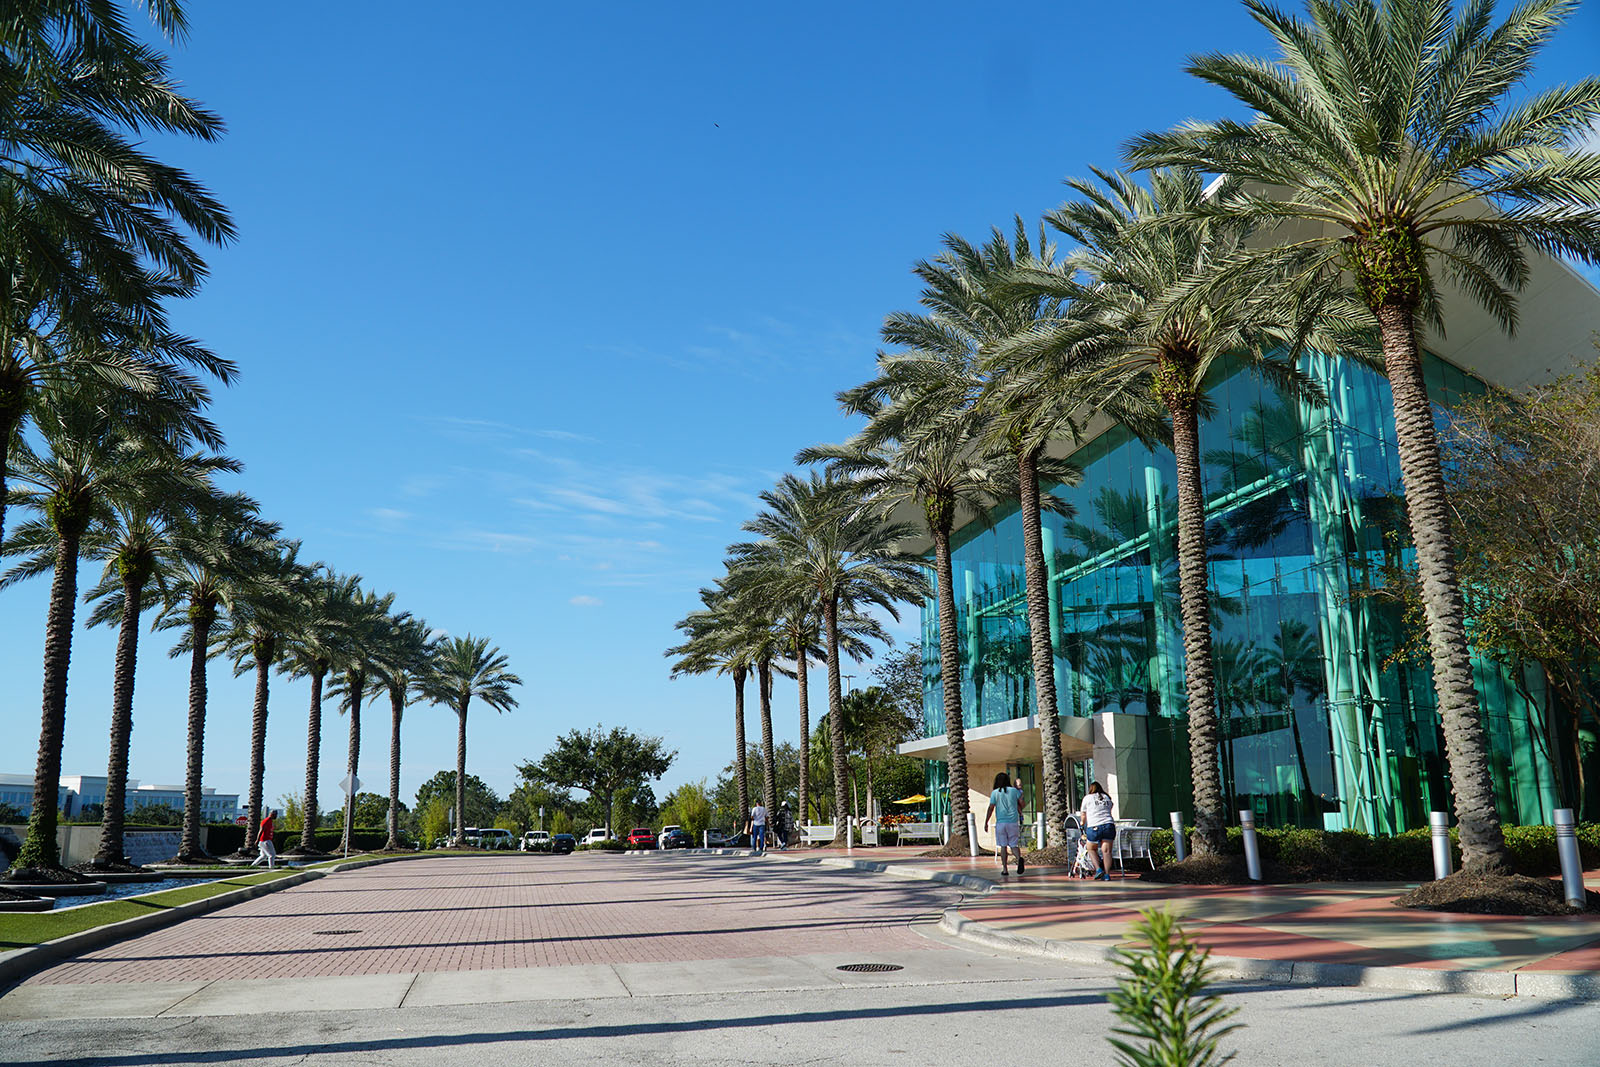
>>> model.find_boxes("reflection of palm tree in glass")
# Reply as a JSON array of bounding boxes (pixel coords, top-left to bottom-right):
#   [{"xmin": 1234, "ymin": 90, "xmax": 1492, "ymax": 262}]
[
  {"xmin": 1086, "ymin": 643, "xmax": 1150, "ymax": 715},
  {"xmin": 1211, "ymin": 637, "xmax": 1269, "ymax": 814},
  {"xmin": 1269, "ymin": 620, "xmax": 1331, "ymax": 815},
  {"xmin": 1204, "ymin": 397, "xmax": 1311, "ymax": 553}
]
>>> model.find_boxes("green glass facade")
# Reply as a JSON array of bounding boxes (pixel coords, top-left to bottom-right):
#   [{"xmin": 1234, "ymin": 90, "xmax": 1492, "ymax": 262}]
[{"xmin": 920, "ymin": 349, "xmax": 1566, "ymax": 832}]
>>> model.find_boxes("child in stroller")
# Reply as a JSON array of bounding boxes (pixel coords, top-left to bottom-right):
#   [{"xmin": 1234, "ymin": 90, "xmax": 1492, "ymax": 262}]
[{"xmin": 1064, "ymin": 816, "xmax": 1101, "ymax": 878}]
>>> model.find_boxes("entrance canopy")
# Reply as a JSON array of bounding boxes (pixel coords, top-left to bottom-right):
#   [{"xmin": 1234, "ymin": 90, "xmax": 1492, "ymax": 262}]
[{"xmin": 898, "ymin": 713, "xmax": 1094, "ymax": 766}]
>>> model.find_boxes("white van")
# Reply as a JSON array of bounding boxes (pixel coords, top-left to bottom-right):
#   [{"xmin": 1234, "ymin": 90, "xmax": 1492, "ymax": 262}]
[
  {"xmin": 583, "ymin": 827, "xmax": 610, "ymax": 845},
  {"xmin": 470, "ymin": 828, "xmax": 515, "ymax": 850}
]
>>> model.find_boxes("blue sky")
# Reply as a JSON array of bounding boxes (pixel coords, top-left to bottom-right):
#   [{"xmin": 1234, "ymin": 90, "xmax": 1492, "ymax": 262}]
[{"xmin": 2, "ymin": 2, "xmax": 1597, "ymax": 817}]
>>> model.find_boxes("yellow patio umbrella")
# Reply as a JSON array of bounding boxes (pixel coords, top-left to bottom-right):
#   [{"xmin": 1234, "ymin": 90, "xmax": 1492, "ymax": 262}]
[{"xmin": 893, "ymin": 795, "xmax": 930, "ymax": 804}]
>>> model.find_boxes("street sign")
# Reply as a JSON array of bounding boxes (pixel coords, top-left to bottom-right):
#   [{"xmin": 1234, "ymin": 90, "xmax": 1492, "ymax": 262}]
[{"xmin": 339, "ymin": 775, "xmax": 361, "ymax": 796}]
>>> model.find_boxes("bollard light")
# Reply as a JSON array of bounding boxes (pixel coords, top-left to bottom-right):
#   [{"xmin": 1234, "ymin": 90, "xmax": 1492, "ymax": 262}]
[
  {"xmin": 1035, "ymin": 812, "xmax": 1045, "ymax": 851},
  {"xmin": 1239, "ymin": 809, "xmax": 1262, "ymax": 881},
  {"xmin": 1170, "ymin": 811, "xmax": 1187, "ymax": 862},
  {"xmin": 1429, "ymin": 812, "xmax": 1453, "ymax": 880},
  {"xmin": 966, "ymin": 811, "xmax": 979, "ymax": 858},
  {"xmin": 1555, "ymin": 809, "xmax": 1585, "ymax": 908}
]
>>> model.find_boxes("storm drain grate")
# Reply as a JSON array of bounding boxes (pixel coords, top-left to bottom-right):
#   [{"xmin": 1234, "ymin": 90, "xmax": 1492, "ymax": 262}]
[
  {"xmin": 311, "ymin": 929, "xmax": 362, "ymax": 936},
  {"xmin": 836, "ymin": 963, "xmax": 904, "ymax": 973}
]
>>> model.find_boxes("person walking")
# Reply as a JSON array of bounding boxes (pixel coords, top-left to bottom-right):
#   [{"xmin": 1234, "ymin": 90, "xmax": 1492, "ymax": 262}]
[
  {"xmin": 773, "ymin": 802, "xmax": 792, "ymax": 851},
  {"xmin": 748, "ymin": 801, "xmax": 768, "ymax": 853},
  {"xmin": 1079, "ymin": 782, "xmax": 1116, "ymax": 881},
  {"xmin": 250, "ymin": 810, "xmax": 278, "ymax": 869},
  {"xmin": 983, "ymin": 771, "xmax": 1025, "ymax": 876}
]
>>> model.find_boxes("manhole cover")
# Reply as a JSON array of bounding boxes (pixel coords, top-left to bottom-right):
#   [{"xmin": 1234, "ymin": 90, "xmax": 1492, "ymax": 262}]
[
  {"xmin": 311, "ymin": 929, "xmax": 362, "ymax": 936},
  {"xmin": 836, "ymin": 963, "xmax": 904, "ymax": 973}
]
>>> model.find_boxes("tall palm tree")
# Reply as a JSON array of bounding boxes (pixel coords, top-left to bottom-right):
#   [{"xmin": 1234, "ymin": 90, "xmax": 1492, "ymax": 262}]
[
  {"xmin": 82, "ymin": 449, "xmax": 237, "ymax": 868},
  {"xmin": 667, "ymin": 584, "xmax": 754, "ymax": 821},
  {"xmin": 800, "ymin": 418, "xmax": 1009, "ymax": 851},
  {"xmin": 325, "ymin": 579, "xmax": 395, "ymax": 853},
  {"xmin": 0, "ymin": 384, "xmax": 207, "ymax": 873},
  {"xmin": 277, "ymin": 568, "xmax": 342, "ymax": 854},
  {"xmin": 732, "ymin": 471, "xmax": 926, "ymax": 848},
  {"xmin": 155, "ymin": 492, "xmax": 278, "ymax": 862},
  {"xmin": 1004, "ymin": 166, "xmax": 1339, "ymax": 855},
  {"xmin": 213, "ymin": 539, "xmax": 308, "ymax": 854},
  {"xmin": 1127, "ymin": 0, "xmax": 1600, "ymax": 875},
  {"xmin": 425, "ymin": 635, "xmax": 521, "ymax": 845},
  {"xmin": 371, "ymin": 612, "xmax": 434, "ymax": 850}
]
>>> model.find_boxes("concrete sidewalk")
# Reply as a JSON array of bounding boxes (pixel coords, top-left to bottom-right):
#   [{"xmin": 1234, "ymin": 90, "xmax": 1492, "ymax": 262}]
[{"xmin": 760, "ymin": 846, "xmax": 1600, "ymax": 997}]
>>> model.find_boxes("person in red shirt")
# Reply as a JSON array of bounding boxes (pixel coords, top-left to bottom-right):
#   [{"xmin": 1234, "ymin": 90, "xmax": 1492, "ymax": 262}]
[{"xmin": 250, "ymin": 809, "xmax": 278, "ymax": 868}]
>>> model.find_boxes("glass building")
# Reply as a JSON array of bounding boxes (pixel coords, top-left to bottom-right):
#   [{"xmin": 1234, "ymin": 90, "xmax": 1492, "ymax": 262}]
[{"xmin": 899, "ymin": 265, "xmax": 1600, "ymax": 843}]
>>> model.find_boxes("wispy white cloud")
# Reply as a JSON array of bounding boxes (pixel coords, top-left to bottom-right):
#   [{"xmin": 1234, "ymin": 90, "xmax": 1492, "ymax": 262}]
[{"xmin": 568, "ymin": 595, "xmax": 604, "ymax": 607}]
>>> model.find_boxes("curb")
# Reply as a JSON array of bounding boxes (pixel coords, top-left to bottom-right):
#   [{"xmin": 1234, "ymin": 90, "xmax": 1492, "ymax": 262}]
[
  {"xmin": 935, "ymin": 906, "xmax": 1600, "ymax": 1000},
  {"xmin": 0, "ymin": 853, "xmax": 424, "ymax": 989}
]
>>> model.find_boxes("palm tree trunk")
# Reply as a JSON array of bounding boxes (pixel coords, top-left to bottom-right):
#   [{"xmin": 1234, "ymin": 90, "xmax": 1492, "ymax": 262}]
[
  {"xmin": 1169, "ymin": 391, "xmax": 1225, "ymax": 856},
  {"xmin": 1375, "ymin": 303, "xmax": 1510, "ymax": 875},
  {"xmin": 0, "ymin": 379, "xmax": 22, "ymax": 548},
  {"xmin": 340, "ymin": 670, "xmax": 363, "ymax": 853},
  {"xmin": 244, "ymin": 639, "xmax": 274, "ymax": 852},
  {"xmin": 15, "ymin": 530, "xmax": 82, "ymax": 872},
  {"xmin": 1019, "ymin": 448, "xmax": 1068, "ymax": 847},
  {"xmin": 299, "ymin": 668, "xmax": 325, "ymax": 852},
  {"xmin": 178, "ymin": 604, "xmax": 215, "ymax": 862},
  {"xmin": 795, "ymin": 645, "xmax": 810, "ymax": 822},
  {"xmin": 95, "ymin": 574, "xmax": 144, "ymax": 868},
  {"xmin": 824, "ymin": 596, "xmax": 851, "ymax": 847},
  {"xmin": 931, "ymin": 522, "xmax": 971, "ymax": 850},
  {"xmin": 454, "ymin": 697, "xmax": 470, "ymax": 844},
  {"xmin": 758, "ymin": 655, "xmax": 778, "ymax": 818},
  {"xmin": 732, "ymin": 666, "xmax": 749, "ymax": 822},
  {"xmin": 386, "ymin": 685, "xmax": 404, "ymax": 850}
]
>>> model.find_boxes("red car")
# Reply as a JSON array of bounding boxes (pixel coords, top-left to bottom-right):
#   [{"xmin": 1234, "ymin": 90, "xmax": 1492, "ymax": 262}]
[{"xmin": 625, "ymin": 827, "xmax": 657, "ymax": 849}]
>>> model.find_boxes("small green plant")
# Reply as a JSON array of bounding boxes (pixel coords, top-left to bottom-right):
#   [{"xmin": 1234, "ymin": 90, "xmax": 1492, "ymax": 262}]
[{"xmin": 1107, "ymin": 908, "xmax": 1240, "ymax": 1067}]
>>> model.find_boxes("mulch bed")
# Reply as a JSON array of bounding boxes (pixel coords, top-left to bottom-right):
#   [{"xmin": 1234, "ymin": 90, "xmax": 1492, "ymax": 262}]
[
  {"xmin": 1021, "ymin": 845, "xmax": 1079, "ymax": 868},
  {"xmin": 1394, "ymin": 871, "xmax": 1600, "ymax": 915},
  {"xmin": 70, "ymin": 859, "xmax": 145, "ymax": 875},
  {"xmin": 1141, "ymin": 854, "xmax": 1270, "ymax": 885},
  {"xmin": 0, "ymin": 884, "xmax": 41, "ymax": 901},
  {"xmin": 3, "ymin": 864, "xmax": 102, "ymax": 886}
]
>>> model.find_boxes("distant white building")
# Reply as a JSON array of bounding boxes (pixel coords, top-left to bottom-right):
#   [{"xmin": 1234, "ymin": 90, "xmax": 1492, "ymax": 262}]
[{"xmin": 0, "ymin": 773, "xmax": 241, "ymax": 821}]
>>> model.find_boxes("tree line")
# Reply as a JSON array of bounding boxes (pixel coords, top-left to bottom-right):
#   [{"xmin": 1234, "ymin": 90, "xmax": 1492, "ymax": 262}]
[
  {"xmin": 1, "ymin": 3, "xmax": 522, "ymax": 880},
  {"xmin": 670, "ymin": 0, "xmax": 1600, "ymax": 877}
]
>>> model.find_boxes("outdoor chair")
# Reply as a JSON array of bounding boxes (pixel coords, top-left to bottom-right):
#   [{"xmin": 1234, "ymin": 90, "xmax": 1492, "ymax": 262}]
[{"xmin": 1115, "ymin": 825, "xmax": 1155, "ymax": 870}]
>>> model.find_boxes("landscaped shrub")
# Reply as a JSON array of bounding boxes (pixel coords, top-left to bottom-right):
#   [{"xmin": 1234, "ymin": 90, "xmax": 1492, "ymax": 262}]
[
  {"xmin": 576, "ymin": 839, "xmax": 626, "ymax": 852},
  {"xmin": 1147, "ymin": 821, "xmax": 1599, "ymax": 881}
]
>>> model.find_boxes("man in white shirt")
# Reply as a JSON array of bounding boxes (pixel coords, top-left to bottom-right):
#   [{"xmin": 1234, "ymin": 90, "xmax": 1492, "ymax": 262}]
[{"xmin": 748, "ymin": 803, "xmax": 768, "ymax": 853}]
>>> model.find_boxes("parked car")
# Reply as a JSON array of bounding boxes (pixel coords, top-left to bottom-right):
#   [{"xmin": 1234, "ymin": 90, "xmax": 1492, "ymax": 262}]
[
  {"xmin": 583, "ymin": 827, "xmax": 611, "ymax": 845},
  {"xmin": 705, "ymin": 828, "xmax": 732, "ymax": 847},
  {"xmin": 659, "ymin": 826, "xmax": 694, "ymax": 850},
  {"xmin": 657, "ymin": 824, "xmax": 682, "ymax": 848},
  {"xmin": 625, "ymin": 827, "xmax": 657, "ymax": 849},
  {"xmin": 551, "ymin": 833, "xmax": 576, "ymax": 855},
  {"xmin": 469, "ymin": 828, "xmax": 515, "ymax": 850},
  {"xmin": 521, "ymin": 830, "xmax": 551, "ymax": 852}
]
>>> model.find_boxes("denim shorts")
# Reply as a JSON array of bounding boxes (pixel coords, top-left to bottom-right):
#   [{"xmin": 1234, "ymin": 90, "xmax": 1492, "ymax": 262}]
[
  {"xmin": 1083, "ymin": 823, "xmax": 1117, "ymax": 843},
  {"xmin": 994, "ymin": 821, "xmax": 1022, "ymax": 847}
]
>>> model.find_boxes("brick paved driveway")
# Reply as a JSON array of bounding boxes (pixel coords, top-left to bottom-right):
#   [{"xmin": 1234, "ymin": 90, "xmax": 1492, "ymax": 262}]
[{"xmin": 23, "ymin": 854, "xmax": 959, "ymax": 985}]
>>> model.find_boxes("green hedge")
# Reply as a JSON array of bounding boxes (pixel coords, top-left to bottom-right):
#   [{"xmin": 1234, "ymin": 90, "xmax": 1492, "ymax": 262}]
[
  {"xmin": 1145, "ymin": 822, "xmax": 1600, "ymax": 881},
  {"xmin": 208, "ymin": 825, "xmax": 408, "ymax": 855},
  {"xmin": 577, "ymin": 839, "xmax": 626, "ymax": 852}
]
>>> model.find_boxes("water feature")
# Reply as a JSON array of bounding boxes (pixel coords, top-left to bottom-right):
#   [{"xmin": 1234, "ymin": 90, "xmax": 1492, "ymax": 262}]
[
  {"xmin": 50, "ymin": 876, "xmax": 227, "ymax": 911},
  {"xmin": 123, "ymin": 831, "xmax": 181, "ymax": 867}
]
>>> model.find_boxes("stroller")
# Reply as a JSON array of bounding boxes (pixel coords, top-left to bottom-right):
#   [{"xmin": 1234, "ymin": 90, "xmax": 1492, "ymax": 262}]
[{"xmin": 1064, "ymin": 815, "xmax": 1101, "ymax": 879}]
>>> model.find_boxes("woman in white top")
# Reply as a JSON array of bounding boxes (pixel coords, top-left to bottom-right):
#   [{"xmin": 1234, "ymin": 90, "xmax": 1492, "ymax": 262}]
[{"xmin": 1078, "ymin": 782, "xmax": 1115, "ymax": 881}]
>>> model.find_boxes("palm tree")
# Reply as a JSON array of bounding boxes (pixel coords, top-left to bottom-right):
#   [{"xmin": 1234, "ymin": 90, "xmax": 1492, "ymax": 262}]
[
  {"xmin": 81, "ymin": 449, "xmax": 238, "ymax": 868},
  {"xmin": 155, "ymin": 492, "xmax": 278, "ymax": 862},
  {"xmin": 213, "ymin": 540, "xmax": 308, "ymax": 854},
  {"xmin": 325, "ymin": 579, "xmax": 395, "ymax": 853},
  {"xmin": 800, "ymin": 417, "xmax": 1009, "ymax": 851},
  {"xmin": 278, "ymin": 568, "xmax": 343, "ymax": 854},
  {"xmin": 0, "ymin": 385, "xmax": 208, "ymax": 874},
  {"xmin": 732, "ymin": 471, "xmax": 926, "ymax": 848},
  {"xmin": 667, "ymin": 584, "xmax": 754, "ymax": 821},
  {"xmin": 1004, "ymin": 166, "xmax": 1340, "ymax": 855},
  {"xmin": 371, "ymin": 612, "xmax": 434, "ymax": 850},
  {"xmin": 425, "ymin": 636, "xmax": 521, "ymax": 845},
  {"xmin": 1126, "ymin": 0, "xmax": 1600, "ymax": 875}
]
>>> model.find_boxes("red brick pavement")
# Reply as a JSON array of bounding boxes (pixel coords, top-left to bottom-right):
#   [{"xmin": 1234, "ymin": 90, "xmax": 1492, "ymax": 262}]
[{"xmin": 23, "ymin": 854, "xmax": 959, "ymax": 985}]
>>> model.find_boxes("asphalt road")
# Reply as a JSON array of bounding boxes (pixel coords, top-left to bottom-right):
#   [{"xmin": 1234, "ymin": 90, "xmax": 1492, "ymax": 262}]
[{"xmin": 1, "ymin": 853, "xmax": 1596, "ymax": 1066}]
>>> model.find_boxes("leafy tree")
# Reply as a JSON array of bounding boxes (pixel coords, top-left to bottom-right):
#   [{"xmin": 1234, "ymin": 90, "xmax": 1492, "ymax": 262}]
[
  {"xmin": 128, "ymin": 803, "xmax": 181, "ymax": 827},
  {"xmin": 521, "ymin": 725, "xmax": 675, "ymax": 832},
  {"xmin": 1127, "ymin": 0, "xmax": 1600, "ymax": 875},
  {"xmin": 0, "ymin": 802, "xmax": 24, "ymax": 824},
  {"xmin": 336, "ymin": 792, "xmax": 401, "ymax": 828},
  {"xmin": 414, "ymin": 771, "xmax": 502, "ymax": 829},
  {"xmin": 275, "ymin": 792, "xmax": 307, "ymax": 834},
  {"xmin": 503, "ymin": 780, "xmax": 574, "ymax": 833},
  {"xmin": 417, "ymin": 796, "xmax": 450, "ymax": 846},
  {"xmin": 659, "ymin": 779, "xmax": 716, "ymax": 840},
  {"xmin": 424, "ymin": 635, "xmax": 521, "ymax": 843}
]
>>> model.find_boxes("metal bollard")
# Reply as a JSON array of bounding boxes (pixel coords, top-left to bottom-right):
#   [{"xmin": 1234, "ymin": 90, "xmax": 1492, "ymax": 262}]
[
  {"xmin": 703, "ymin": 830, "xmax": 708, "ymax": 850},
  {"xmin": 943, "ymin": 815, "xmax": 950, "ymax": 845},
  {"xmin": 1170, "ymin": 811, "xmax": 1187, "ymax": 862},
  {"xmin": 1036, "ymin": 812, "xmax": 1045, "ymax": 851},
  {"xmin": 966, "ymin": 811, "xmax": 979, "ymax": 857},
  {"xmin": 1429, "ymin": 812, "xmax": 1453, "ymax": 880},
  {"xmin": 1239, "ymin": 810, "xmax": 1262, "ymax": 881},
  {"xmin": 1555, "ymin": 809, "xmax": 1585, "ymax": 908}
]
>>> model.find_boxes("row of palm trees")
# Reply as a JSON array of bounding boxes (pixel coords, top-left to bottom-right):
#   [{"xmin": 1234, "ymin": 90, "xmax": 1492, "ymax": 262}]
[
  {"xmin": 1, "ymin": 3, "xmax": 523, "ymax": 877},
  {"xmin": 675, "ymin": 0, "xmax": 1600, "ymax": 874}
]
